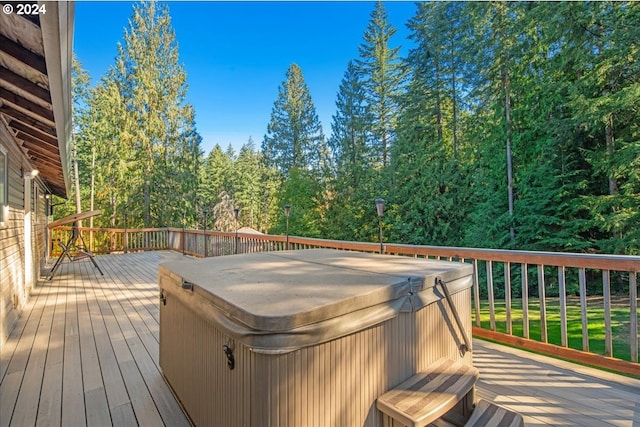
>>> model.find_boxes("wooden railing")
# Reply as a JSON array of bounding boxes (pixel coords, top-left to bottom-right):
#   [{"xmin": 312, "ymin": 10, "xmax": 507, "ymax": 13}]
[{"xmin": 50, "ymin": 226, "xmax": 640, "ymax": 376}]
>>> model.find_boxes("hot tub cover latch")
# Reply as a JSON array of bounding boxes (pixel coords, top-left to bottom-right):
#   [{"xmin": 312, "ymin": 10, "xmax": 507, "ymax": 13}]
[{"xmin": 223, "ymin": 343, "xmax": 235, "ymax": 370}]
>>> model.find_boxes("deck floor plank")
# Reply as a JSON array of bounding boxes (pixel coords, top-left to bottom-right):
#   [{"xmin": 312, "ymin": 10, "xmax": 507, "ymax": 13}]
[
  {"xmin": 61, "ymin": 263, "xmax": 87, "ymax": 427},
  {"xmin": 474, "ymin": 340, "xmax": 640, "ymax": 427},
  {"xmin": 0, "ymin": 282, "xmax": 49, "ymax": 427},
  {"xmin": 90, "ymin": 258, "xmax": 164, "ymax": 427},
  {"xmin": 83, "ymin": 263, "xmax": 136, "ymax": 425},
  {"xmin": 9, "ymin": 283, "xmax": 57, "ymax": 427},
  {"xmin": 76, "ymin": 261, "xmax": 112, "ymax": 427},
  {"xmin": 1, "ymin": 250, "xmax": 639, "ymax": 427},
  {"xmin": 36, "ymin": 280, "xmax": 64, "ymax": 427}
]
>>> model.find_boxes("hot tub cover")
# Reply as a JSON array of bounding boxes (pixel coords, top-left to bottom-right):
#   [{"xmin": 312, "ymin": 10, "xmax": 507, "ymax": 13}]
[{"xmin": 159, "ymin": 249, "xmax": 473, "ymax": 354}]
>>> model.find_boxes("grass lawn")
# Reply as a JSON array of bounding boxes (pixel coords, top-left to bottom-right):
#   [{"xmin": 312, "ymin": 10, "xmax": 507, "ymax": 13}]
[{"xmin": 475, "ymin": 296, "xmax": 639, "ymax": 362}]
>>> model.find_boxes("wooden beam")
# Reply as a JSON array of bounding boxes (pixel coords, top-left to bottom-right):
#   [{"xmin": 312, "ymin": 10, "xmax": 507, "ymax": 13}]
[
  {"xmin": 23, "ymin": 148, "xmax": 62, "ymax": 168},
  {"xmin": 0, "ymin": 65, "xmax": 51, "ymax": 103},
  {"xmin": 17, "ymin": 131, "xmax": 59, "ymax": 155},
  {"xmin": 472, "ymin": 327, "xmax": 640, "ymax": 377},
  {"xmin": 9, "ymin": 119, "xmax": 57, "ymax": 145},
  {"xmin": 0, "ymin": 86, "xmax": 54, "ymax": 122},
  {"xmin": 0, "ymin": 33, "xmax": 47, "ymax": 75},
  {"xmin": 0, "ymin": 104, "xmax": 56, "ymax": 136},
  {"xmin": 29, "ymin": 160, "xmax": 61, "ymax": 178}
]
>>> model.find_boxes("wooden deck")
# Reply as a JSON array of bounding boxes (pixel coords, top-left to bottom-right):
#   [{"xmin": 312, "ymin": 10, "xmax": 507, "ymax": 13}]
[{"xmin": 1, "ymin": 251, "xmax": 638, "ymax": 427}]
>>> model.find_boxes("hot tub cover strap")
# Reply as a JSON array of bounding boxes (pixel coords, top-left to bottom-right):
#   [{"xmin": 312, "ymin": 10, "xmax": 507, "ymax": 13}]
[{"xmin": 163, "ymin": 274, "xmax": 472, "ymax": 354}]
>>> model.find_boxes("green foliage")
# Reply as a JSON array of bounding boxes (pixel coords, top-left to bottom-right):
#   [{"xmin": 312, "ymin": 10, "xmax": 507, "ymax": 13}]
[
  {"xmin": 272, "ymin": 167, "xmax": 324, "ymax": 238},
  {"xmin": 72, "ymin": 1, "xmax": 202, "ymax": 229},
  {"xmin": 69, "ymin": 0, "xmax": 639, "ymax": 258},
  {"xmin": 355, "ymin": 1, "xmax": 406, "ymax": 168},
  {"xmin": 261, "ymin": 63, "xmax": 329, "ymax": 178}
]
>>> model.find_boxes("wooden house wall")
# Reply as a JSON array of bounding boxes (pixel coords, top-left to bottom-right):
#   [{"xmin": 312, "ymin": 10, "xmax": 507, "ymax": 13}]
[{"xmin": 0, "ymin": 129, "xmax": 49, "ymax": 347}]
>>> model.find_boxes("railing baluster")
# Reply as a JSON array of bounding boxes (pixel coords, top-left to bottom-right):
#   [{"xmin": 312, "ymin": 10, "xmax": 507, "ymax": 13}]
[
  {"xmin": 522, "ymin": 263, "xmax": 529, "ymax": 339},
  {"xmin": 538, "ymin": 265, "xmax": 548, "ymax": 343},
  {"xmin": 630, "ymin": 272, "xmax": 638, "ymax": 363},
  {"xmin": 504, "ymin": 262, "xmax": 512, "ymax": 335},
  {"xmin": 487, "ymin": 261, "xmax": 496, "ymax": 331},
  {"xmin": 473, "ymin": 259, "xmax": 481, "ymax": 328},
  {"xmin": 579, "ymin": 268, "xmax": 589, "ymax": 352},
  {"xmin": 558, "ymin": 266, "xmax": 567, "ymax": 347},
  {"xmin": 603, "ymin": 270, "xmax": 613, "ymax": 358}
]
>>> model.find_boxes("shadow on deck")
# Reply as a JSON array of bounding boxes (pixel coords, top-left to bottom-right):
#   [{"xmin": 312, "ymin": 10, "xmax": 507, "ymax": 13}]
[{"xmin": 1, "ymin": 251, "xmax": 638, "ymax": 426}]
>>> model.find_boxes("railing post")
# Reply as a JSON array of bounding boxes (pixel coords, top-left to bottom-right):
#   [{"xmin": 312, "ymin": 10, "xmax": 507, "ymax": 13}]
[
  {"xmin": 521, "ymin": 263, "xmax": 529, "ymax": 339},
  {"xmin": 537, "ymin": 265, "xmax": 548, "ymax": 343},
  {"xmin": 504, "ymin": 262, "xmax": 512, "ymax": 335},
  {"xmin": 578, "ymin": 268, "xmax": 589, "ymax": 352},
  {"xmin": 473, "ymin": 259, "xmax": 481, "ymax": 328},
  {"xmin": 486, "ymin": 261, "xmax": 496, "ymax": 331},
  {"xmin": 558, "ymin": 266, "xmax": 567, "ymax": 347},
  {"xmin": 603, "ymin": 270, "xmax": 613, "ymax": 358},
  {"xmin": 630, "ymin": 272, "xmax": 638, "ymax": 363}
]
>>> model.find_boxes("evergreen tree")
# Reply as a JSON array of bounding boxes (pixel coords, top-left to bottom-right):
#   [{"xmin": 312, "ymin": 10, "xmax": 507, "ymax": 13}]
[
  {"xmin": 324, "ymin": 61, "xmax": 373, "ymax": 240},
  {"xmin": 355, "ymin": 1, "xmax": 406, "ymax": 168},
  {"xmin": 328, "ymin": 61, "xmax": 370, "ymax": 185},
  {"xmin": 551, "ymin": 2, "xmax": 640, "ymax": 254},
  {"xmin": 199, "ymin": 144, "xmax": 233, "ymax": 218},
  {"xmin": 111, "ymin": 1, "xmax": 202, "ymax": 227},
  {"xmin": 261, "ymin": 63, "xmax": 329, "ymax": 235},
  {"xmin": 261, "ymin": 63, "xmax": 328, "ymax": 178},
  {"xmin": 389, "ymin": 2, "xmax": 472, "ymax": 247},
  {"xmin": 232, "ymin": 139, "xmax": 265, "ymax": 230}
]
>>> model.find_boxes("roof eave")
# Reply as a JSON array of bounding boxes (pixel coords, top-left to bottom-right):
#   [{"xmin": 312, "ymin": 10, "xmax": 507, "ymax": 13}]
[{"xmin": 39, "ymin": 0, "xmax": 74, "ymax": 198}]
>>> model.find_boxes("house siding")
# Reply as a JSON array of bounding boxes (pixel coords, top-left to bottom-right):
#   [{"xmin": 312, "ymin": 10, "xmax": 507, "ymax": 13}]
[{"xmin": 0, "ymin": 129, "xmax": 48, "ymax": 347}]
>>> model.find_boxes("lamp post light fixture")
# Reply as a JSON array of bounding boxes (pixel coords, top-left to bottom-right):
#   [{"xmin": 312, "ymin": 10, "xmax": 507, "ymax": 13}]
[
  {"xmin": 375, "ymin": 198, "xmax": 385, "ymax": 254},
  {"xmin": 284, "ymin": 204, "xmax": 291, "ymax": 250},
  {"xmin": 234, "ymin": 207, "xmax": 240, "ymax": 254},
  {"xmin": 182, "ymin": 211, "xmax": 186, "ymax": 256},
  {"xmin": 203, "ymin": 209, "xmax": 208, "ymax": 257}
]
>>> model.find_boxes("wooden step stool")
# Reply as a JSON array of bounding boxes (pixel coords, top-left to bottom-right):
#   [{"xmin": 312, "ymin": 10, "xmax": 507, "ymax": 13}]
[
  {"xmin": 377, "ymin": 358, "xmax": 479, "ymax": 427},
  {"xmin": 464, "ymin": 399, "xmax": 524, "ymax": 427}
]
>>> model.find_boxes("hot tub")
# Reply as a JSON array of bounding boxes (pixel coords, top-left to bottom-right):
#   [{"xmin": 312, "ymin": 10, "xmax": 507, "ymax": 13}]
[{"xmin": 159, "ymin": 249, "xmax": 474, "ymax": 427}]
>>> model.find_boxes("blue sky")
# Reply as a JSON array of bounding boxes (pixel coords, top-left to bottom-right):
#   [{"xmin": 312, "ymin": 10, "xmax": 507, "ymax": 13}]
[{"xmin": 74, "ymin": 1, "xmax": 417, "ymax": 155}]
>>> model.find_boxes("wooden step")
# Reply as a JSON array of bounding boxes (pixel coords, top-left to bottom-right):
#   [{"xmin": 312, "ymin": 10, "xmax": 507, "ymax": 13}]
[
  {"xmin": 377, "ymin": 358, "xmax": 479, "ymax": 427},
  {"xmin": 464, "ymin": 399, "xmax": 524, "ymax": 427}
]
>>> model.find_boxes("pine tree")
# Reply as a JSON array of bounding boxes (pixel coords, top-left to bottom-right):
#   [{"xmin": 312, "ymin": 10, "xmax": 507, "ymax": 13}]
[
  {"xmin": 355, "ymin": 1, "xmax": 406, "ymax": 168},
  {"xmin": 199, "ymin": 144, "xmax": 233, "ymax": 218},
  {"xmin": 328, "ymin": 61, "xmax": 369, "ymax": 186},
  {"xmin": 111, "ymin": 1, "xmax": 202, "ymax": 227},
  {"xmin": 261, "ymin": 63, "xmax": 328, "ymax": 178},
  {"xmin": 324, "ymin": 61, "xmax": 373, "ymax": 240},
  {"xmin": 232, "ymin": 139, "xmax": 265, "ymax": 230},
  {"xmin": 389, "ymin": 2, "xmax": 472, "ymax": 247},
  {"xmin": 553, "ymin": 1, "xmax": 640, "ymax": 254}
]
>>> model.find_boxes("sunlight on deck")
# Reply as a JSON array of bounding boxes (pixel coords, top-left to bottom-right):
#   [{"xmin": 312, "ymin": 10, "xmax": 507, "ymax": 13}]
[{"xmin": 1, "ymin": 251, "xmax": 638, "ymax": 427}]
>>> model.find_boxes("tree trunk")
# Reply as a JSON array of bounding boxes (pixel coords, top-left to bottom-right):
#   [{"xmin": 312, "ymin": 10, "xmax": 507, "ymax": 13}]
[
  {"xmin": 606, "ymin": 114, "xmax": 618, "ymax": 195},
  {"xmin": 72, "ymin": 142, "xmax": 82, "ymax": 229},
  {"xmin": 89, "ymin": 146, "xmax": 95, "ymax": 251},
  {"xmin": 505, "ymin": 65, "xmax": 515, "ymax": 248}
]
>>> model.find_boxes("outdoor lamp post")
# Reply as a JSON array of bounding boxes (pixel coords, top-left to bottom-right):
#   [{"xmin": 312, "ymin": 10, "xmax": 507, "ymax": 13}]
[
  {"xmin": 375, "ymin": 198, "xmax": 385, "ymax": 254},
  {"xmin": 234, "ymin": 207, "xmax": 240, "ymax": 254},
  {"xmin": 203, "ymin": 209, "xmax": 208, "ymax": 257},
  {"xmin": 284, "ymin": 204, "xmax": 291, "ymax": 250},
  {"xmin": 123, "ymin": 212, "xmax": 128, "ymax": 254},
  {"xmin": 182, "ymin": 211, "xmax": 186, "ymax": 256}
]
